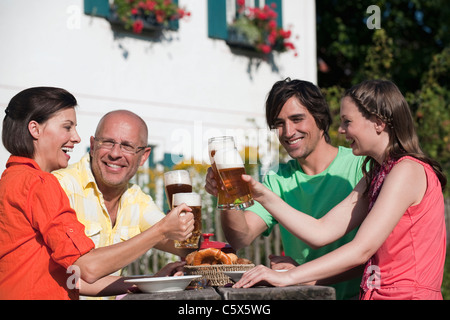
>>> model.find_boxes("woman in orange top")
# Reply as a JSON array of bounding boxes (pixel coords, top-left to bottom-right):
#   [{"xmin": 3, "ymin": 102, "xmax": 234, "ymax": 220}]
[
  {"xmin": 0, "ymin": 87, "xmax": 195, "ymax": 299},
  {"xmin": 233, "ymin": 80, "xmax": 447, "ymax": 300}
]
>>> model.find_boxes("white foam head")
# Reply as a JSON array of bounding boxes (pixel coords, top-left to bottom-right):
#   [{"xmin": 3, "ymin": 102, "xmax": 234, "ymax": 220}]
[
  {"xmin": 172, "ymin": 192, "xmax": 202, "ymax": 206},
  {"xmin": 208, "ymin": 136, "xmax": 236, "ymax": 152},
  {"xmin": 213, "ymin": 148, "xmax": 244, "ymax": 170},
  {"xmin": 164, "ymin": 170, "xmax": 192, "ymax": 185}
]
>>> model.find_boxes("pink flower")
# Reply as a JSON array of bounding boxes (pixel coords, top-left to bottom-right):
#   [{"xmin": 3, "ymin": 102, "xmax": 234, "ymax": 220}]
[
  {"xmin": 268, "ymin": 20, "xmax": 277, "ymax": 30},
  {"xmin": 237, "ymin": 0, "xmax": 245, "ymax": 7},
  {"xmin": 279, "ymin": 29, "xmax": 292, "ymax": 39},
  {"xmin": 133, "ymin": 19, "xmax": 144, "ymax": 33},
  {"xmin": 131, "ymin": 8, "xmax": 138, "ymax": 15},
  {"xmin": 259, "ymin": 44, "xmax": 272, "ymax": 54},
  {"xmin": 146, "ymin": 0, "xmax": 156, "ymax": 11},
  {"xmin": 284, "ymin": 42, "xmax": 296, "ymax": 50}
]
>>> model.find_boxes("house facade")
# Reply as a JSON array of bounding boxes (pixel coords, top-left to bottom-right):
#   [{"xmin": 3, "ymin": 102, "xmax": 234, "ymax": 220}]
[{"xmin": 0, "ymin": 0, "xmax": 316, "ymax": 194}]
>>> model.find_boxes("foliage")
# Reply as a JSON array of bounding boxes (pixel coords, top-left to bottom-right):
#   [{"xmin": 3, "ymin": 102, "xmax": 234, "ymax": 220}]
[
  {"xmin": 444, "ymin": 241, "xmax": 450, "ymax": 299},
  {"xmin": 363, "ymin": 29, "xmax": 394, "ymax": 80},
  {"xmin": 316, "ymin": 0, "xmax": 450, "ymax": 93},
  {"xmin": 112, "ymin": 0, "xmax": 190, "ymax": 33},
  {"xmin": 228, "ymin": 0, "xmax": 297, "ymax": 55},
  {"xmin": 320, "ymin": 8, "xmax": 449, "ymax": 196}
]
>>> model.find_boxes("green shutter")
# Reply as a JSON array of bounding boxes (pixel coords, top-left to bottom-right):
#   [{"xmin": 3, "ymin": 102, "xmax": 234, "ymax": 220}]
[
  {"xmin": 168, "ymin": 0, "xmax": 180, "ymax": 30},
  {"xmin": 84, "ymin": 0, "xmax": 110, "ymax": 18},
  {"xmin": 208, "ymin": 0, "xmax": 228, "ymax": 39},
  {"xmin": 266, "ymin": 0, "xmax": 282, "ymax": 27}
]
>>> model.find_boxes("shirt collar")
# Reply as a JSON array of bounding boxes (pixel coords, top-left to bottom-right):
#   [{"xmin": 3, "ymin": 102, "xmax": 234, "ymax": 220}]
[
  {"xmin": 6, "ymin": 155, "xmax": 42, "ymax": 171},
  {"xmin": 78, "ymin": 153, "xmax": 98, "ymax": 189}
]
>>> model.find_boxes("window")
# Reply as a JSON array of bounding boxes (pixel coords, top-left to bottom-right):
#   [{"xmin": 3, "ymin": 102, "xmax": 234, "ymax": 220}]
[{"xmin": 207, "ymin": 0, "xmax": 283, "ymax": 40}]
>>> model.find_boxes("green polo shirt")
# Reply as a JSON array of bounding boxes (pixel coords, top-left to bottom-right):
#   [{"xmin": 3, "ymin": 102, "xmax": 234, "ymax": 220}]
[{"xmin": 249, "ymin": 147, "xmax": 365, "ymax": 299}]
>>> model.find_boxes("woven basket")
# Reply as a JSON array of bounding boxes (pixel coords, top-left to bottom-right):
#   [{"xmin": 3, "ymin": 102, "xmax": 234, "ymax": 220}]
[{"xmin": 184, "ymin": 264, "xmax": 255, "ymax": 287}]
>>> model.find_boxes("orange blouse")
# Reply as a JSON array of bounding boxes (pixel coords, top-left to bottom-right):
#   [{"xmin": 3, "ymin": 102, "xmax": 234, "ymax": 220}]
[{"xmin": 0, "ymin": 156, "xmax": 95, "ymax": 300}]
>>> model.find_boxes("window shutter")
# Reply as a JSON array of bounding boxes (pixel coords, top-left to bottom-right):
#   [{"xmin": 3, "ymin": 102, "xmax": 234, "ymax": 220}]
[
  {"xmin": 207, "ymin": 0, "xmax": 228, "ymax": 40},
  {"xmin": 266, "ymin": 0, "xmax": 282, "ymax": 27},
  {"xmin": 168, "ymin": 0, "xmax": 180, "ymax": 30},
  {"xmin": 84, "ymin": 0, "xmax": 110, "ymax": 18}
]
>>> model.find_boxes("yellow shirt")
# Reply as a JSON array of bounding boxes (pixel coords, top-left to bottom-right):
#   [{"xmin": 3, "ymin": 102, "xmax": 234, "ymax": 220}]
[{"xmin": 53, "ymin": 153, "xmax": 165, "ymax": 267}]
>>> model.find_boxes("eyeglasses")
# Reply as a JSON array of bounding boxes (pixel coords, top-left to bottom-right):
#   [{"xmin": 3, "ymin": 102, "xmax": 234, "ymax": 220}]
[{"xmin": 94, "ymin": 137, "xmax": 148, "ymax": 154}]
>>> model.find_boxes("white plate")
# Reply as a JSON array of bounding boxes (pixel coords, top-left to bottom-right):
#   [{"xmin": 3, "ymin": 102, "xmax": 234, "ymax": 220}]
[
  {"xmin": 124, "ymin": 275, "xmax": 202, "ymax": 293},
  {"xmin": 223, "ymin": 271, "xmax": 246, "ymax": 282}
]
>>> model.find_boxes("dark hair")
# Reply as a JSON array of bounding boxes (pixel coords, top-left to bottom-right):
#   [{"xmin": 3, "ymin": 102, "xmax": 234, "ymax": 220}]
[
  {"xmin": 265, "ymin": 78, "xmax": 332, "ymax": 143},
  {"xmin": 2, "ymin": 87, "xmax": 77, "ymax": 158},
  {"xmin": 344, "ymin": 80, "xmax": 446, "ymax": 192}
]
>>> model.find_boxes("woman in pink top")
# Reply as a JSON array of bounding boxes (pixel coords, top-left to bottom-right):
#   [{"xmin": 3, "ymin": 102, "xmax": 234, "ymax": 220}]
[{"xmin": 233, "ymin": 80, "xmax": 447, "ymax": 300}]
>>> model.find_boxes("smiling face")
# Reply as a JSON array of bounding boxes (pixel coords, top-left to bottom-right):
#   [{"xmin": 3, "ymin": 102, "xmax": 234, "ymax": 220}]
[
  {"xmin": 89, "ymin": 111, "xmax": 151, "ymax": 194},
  {"xmin": 273, "ymin": 96, "xmax": 324, "ymax": 161},
  {"xmin": 338, "ymin": 96, "xmax": 388, "ymax": 162},
  {"xmin": 31, "ymin": 107, "xmax": 80, "ymax": 172}
]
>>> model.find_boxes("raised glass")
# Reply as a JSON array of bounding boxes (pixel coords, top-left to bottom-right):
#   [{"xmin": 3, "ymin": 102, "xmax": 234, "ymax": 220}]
[
  {"xmin": 213, "ymin": 147, "xmax": 254, "ymax": 210},
  {"xmin": 172, "ymin": 192, "xmax": 202, "ymax": 248},
  {"xmin": 208, "ymin": 136, "xmax": 237, "ymax": 210},
  {"xmin": 164, "ymin": 170, "xmax": 192, "ymax": 209}
]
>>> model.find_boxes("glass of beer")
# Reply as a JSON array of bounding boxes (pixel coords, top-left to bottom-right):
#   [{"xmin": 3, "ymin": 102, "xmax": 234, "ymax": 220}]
[
  {"xmin": 172, "ymin": 192, "xmax": 202, "ymax": 248},
  {"xmin": 208, "ymin": 136, "xmax": 237, "ymax": 210},
  {"xmin": 213, "ymin": 147, "xmax": 254, "ymax": 210},
  {"xmin": 164, "ymin": 170, "xmax": 193, "ymax": 209}
]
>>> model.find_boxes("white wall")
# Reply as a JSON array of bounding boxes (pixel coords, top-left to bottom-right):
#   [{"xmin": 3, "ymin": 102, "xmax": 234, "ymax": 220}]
[{"xmin": 0, "ymin": 0, "xmax": 316, "ymax": 170}]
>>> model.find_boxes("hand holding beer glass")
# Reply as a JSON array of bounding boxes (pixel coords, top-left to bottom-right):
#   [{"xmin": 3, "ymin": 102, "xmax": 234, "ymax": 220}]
[
  {"xmin": 172, "ymin": 192, "xmax": 202, "ymax": 248},
  {"xmin": 213, "ymin": 147, "xmax": 254, "ymax": 210},
  {"xmin": 208, "ymin": 136, "xmax": 237, "ymax": 210}
]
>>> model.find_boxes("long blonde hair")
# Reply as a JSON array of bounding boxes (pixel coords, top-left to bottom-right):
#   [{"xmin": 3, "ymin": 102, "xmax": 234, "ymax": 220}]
[{"xmin": 343, "ymin": 80, "xmax": 447, "ymax": 193}]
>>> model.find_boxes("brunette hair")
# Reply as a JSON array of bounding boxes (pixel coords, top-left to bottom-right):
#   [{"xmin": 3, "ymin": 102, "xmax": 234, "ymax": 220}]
[
  {"xmin": 265, "ymin": 78, "xmax": 333, "ymax": 143},
  {"xmin": 343, "ymin": 80, "xmax": 446, "ymax": 192},
  {"xmin": 2, "ymin": 87, "xmax": 77, "ymax": 158}
]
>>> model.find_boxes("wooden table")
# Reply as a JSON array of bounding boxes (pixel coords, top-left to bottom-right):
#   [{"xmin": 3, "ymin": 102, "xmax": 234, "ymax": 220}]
[{"xmin": 122, "ymin": 285, "xmax": 335, "ymax": 300}]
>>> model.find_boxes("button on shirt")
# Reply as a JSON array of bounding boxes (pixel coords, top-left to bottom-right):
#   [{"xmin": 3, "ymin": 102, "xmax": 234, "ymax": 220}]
[
  {"xmin": 0, "ymin": 156, "xmax": 95, "ymax": 300},
  {"xmin": 53, "ymin": 153, "xmax": 165, "ymax": 267}
]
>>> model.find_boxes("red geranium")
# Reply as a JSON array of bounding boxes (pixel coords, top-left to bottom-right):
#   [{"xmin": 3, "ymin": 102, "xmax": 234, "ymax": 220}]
[
  {"xmin": 113, "ymin": 0, "xmax": 190, "ymax": 34},
  {"xmin": 228, "ymin": 2, "xmax": 297, "ymax": 56}
]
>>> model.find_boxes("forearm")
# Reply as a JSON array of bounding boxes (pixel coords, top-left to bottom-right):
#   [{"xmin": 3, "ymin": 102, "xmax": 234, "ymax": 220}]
[
  {"xmin": 257, "ymin": 190, "xmax": 327, "ymax": 249},
  {"xmin": 220, "ymin": 210, "xmax": 260, "ymax": 250},
  {"xmin": 74, "ymin": 223, "xmax": 166, "ymax": 283},
  {"xmin": 287, "ymin": 241, "xmax": 368, "ymax": 286},
  {"xmin": 79, "ymin": 276, "xmax": 134, "ymax": 297}
]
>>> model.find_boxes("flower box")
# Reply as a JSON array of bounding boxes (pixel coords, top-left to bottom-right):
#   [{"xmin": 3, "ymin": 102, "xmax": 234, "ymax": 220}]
[
  {"xmin": 109, "ymin": 0, "xmax": 190, "ymax": 34},
  {"xmin": 226, "ymin": 1, "xmax": 297, "ymax": 56}
]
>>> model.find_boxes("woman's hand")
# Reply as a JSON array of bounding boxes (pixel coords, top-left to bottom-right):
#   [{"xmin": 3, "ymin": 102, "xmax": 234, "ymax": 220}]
[
  {"xmin": 241, "ymin": 174, "xmax": 270, "ymax": 204},
  {"xmin": 232, "ymin": 265, "xmax": 293, "ymax": 288}
]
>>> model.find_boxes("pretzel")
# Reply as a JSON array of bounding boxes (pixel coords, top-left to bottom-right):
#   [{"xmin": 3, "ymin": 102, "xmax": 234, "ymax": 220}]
[
  {"xmin": 192, "ymin": 248, "xmax": 232, "ymax": 266},
  {"xmin": 185, "ymin": 251, "xmax": 197, "ymax": 265}
]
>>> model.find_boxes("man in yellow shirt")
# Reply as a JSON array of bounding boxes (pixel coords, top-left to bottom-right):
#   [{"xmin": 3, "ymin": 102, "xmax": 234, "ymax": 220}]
[{"xmin": 53, "ymin": 110, "xmax": 190, "ymax": 298}]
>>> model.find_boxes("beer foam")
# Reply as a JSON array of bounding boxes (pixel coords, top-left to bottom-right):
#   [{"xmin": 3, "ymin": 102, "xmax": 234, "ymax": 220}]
[
  {"xmin": 208, "ymin": 137, "xmax": 236, "ymax": 152},
  {"xmin": 213, "ymin": 148, "xmax": 245, "ymax": 170},
  {"xmin": 172, "ymin": 192, "xmax": 202, "ymax": 206},
  {"xmin": 164, "ymin": 170, "xmax": 191, "ymax": 185}
]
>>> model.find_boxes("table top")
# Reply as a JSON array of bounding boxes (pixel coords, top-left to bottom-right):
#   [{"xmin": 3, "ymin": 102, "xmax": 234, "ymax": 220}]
[{"xmin": 122, "ymin": 285, "xmax": 336, "ymax": 300}]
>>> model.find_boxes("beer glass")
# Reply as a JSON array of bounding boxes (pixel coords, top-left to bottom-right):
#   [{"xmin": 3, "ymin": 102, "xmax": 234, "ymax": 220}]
[
  {"xmin": 164, "ymin": 170, "xmax": 192, "ymax": 209},
  {"xmin": 208, "ymin": 136, "xmax": 237, "ymax": 210},
  {"xmin": 172, "ymin": 192, "xmax": 202, "ymax": 248},
  {"xmin": 213, "ymin": 147, "xmax": 254, "ymax": 210}
]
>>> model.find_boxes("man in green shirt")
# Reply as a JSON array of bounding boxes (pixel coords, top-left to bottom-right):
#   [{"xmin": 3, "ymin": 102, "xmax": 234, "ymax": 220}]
[{"xmin": 205, "ymin": 78, "xmax": 364, "ymax": 299}]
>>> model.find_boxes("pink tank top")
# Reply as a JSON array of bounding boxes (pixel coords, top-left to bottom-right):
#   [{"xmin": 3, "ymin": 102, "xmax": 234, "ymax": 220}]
[{"xmin": 360, "ymin": 156, "xmax": 446, "ymax": 300}]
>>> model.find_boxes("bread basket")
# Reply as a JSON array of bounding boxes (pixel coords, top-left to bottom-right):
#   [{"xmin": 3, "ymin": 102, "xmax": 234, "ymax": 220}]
[{"xmin": 184, "ymin": 264, "xmax": 255, "ymax": 287}]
